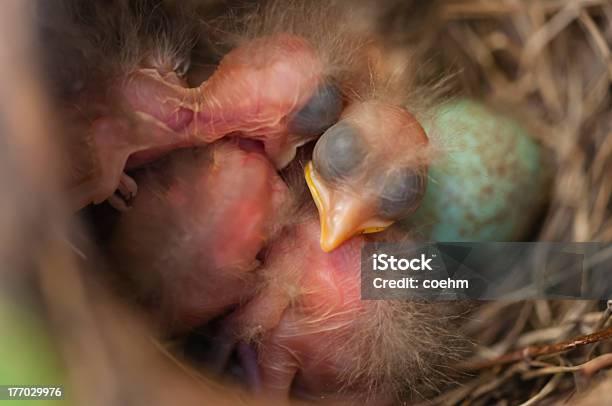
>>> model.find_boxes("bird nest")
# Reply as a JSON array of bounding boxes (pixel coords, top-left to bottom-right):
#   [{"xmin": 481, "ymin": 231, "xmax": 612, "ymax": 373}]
[
  {"xmin": 419, "ymin": 1, "xmax": 612, "ymax": 404},
  {"xmin": 0, "ymin": 1, "xmax": 610, "ymax": 405}
]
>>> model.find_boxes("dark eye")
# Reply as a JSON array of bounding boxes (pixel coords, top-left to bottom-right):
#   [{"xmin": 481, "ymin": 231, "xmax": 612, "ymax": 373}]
[
  {"xmin": 378, "ymin": 168, "xmax": 426, "ymax": 219},
  {"xmin": 288, "ymin": 81, "xmax": 342, "ymax": 135},
  {"xmin": 313, "ymin": 121, "xmax": 365, "ymax": 182}
]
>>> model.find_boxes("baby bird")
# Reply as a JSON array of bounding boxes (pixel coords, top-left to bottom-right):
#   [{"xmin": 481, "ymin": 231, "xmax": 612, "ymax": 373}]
[
  {"xmin": 299, "ymin": 34, "xmax": 433, "ymax": 252},
  {"xmin": 72, "ymin": 31, "xmax": 341, "ymax": 210},
  {"xmin": 121, "ymin": 32, "xmax": 342, "ymax": 168},
  {"xmin": 45, "ymin": 0, "xmax": 433, "ymax": 245},
  {"xmin": 306, "ymin": 101, "xmax": 428, "ymax": 252},
  {"xmin": 42, "ymin": 0, "xmax": 342, "ymax": 211}
]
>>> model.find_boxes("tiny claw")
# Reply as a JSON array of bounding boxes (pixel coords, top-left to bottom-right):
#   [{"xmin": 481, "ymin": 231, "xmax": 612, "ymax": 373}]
[
  {"xmin": 108, "ymin": 173, "xmax": 137, "ymax": 211},
  {"xmin": 107, "ymin": 193, "xmax": 131, "ymax": 211},
  {"xmin": 117, "ymin": 172, "xmax": 138, "ymax": 200}
]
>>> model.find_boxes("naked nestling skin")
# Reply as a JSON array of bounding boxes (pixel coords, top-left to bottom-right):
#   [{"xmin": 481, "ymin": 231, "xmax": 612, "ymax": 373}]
[
  {"xmin": 110, "ymin": 141, "xmax": 290, "ymax": 330},
  {"xmin": 110, "ymin": 158, "xmax": 460, "ymax": 402},
  {"xmin": 225, "ymin": 220, "xmax": 460, "ymax": 403},
  {"xmin": 72, "ymin": 32, "xmax": 341, "ymax": 210}
]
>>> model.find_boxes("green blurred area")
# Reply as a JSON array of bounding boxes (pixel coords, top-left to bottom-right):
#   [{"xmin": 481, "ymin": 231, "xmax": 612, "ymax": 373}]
[{"xmin": 0, "ymin": 296, "xmax": 71, "ymax": 406}]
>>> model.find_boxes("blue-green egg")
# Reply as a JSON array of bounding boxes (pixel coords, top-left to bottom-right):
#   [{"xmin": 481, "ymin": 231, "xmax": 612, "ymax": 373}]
[{"xmin": 405, "ymin": 99, "xmax": 551, "ymax": 241}]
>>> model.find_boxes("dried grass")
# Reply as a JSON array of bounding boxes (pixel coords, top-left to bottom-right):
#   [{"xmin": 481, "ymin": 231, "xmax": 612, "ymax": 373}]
[{"xmin": 420, "ymin": 1, "xmax": 612, "ymax": 404}]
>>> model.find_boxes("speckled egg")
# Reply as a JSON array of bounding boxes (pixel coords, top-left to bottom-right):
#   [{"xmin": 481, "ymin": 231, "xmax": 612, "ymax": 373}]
[{"xmin": 405, "ymin": 99, "xmax": 552, "ymax": 241}]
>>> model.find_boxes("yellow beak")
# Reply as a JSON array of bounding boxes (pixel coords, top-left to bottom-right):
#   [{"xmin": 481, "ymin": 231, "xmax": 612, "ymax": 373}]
[{"xmin": 305, "ymin": 161, "xmax": 393, "ymax": 252}]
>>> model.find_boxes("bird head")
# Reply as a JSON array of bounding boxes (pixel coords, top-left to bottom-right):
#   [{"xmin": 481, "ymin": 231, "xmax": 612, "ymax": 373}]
[{"xmin": 306, "ymin": 101, "xmax": 428, "ymax": 252}]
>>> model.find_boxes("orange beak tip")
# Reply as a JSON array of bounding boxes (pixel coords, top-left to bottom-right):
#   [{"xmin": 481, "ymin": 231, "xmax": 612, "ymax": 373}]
[{"xmin": 305, "ymin": 161, "xmax": 394, "ymax": 252}]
